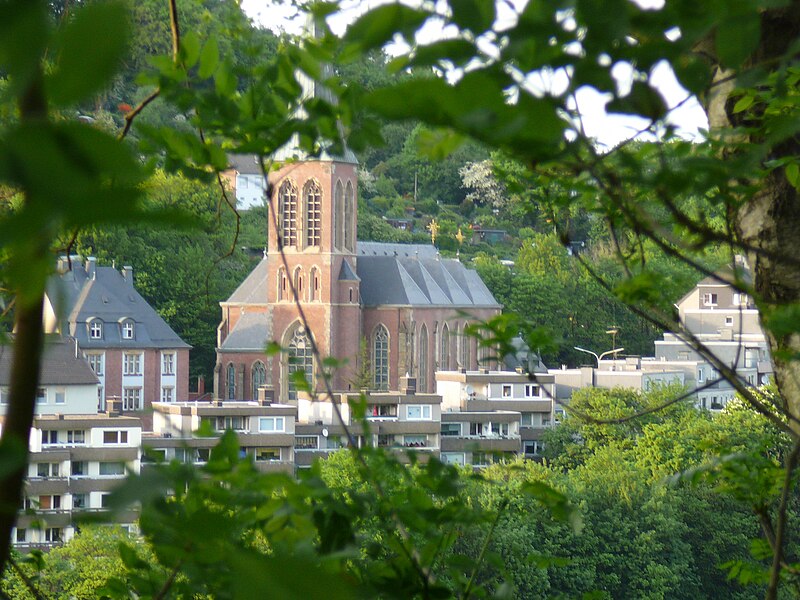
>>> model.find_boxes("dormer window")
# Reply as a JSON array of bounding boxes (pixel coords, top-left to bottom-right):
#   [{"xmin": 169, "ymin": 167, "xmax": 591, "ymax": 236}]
[
  {"xmin": 89, "ymin": 320, "xmax": 103, "ymax": 339},
  {"xmin": 121, "ymin": 320, "xmax": 135, "ymax": 340}
]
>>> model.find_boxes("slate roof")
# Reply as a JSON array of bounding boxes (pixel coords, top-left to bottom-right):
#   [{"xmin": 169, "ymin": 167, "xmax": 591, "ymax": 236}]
[
  {"xmin": 226, "ymin": 258, "xmax": 270, "ymax": 304},
  {"xmin": 227, "ymin": 154, "xmax": 264, "ymax": 175},
  {"xmin": 0, "ymin": 336, "xmax": 99, "ymax": 386},
  {"xmin": 357, "ymin": 243, "xmax": 501, "ymax": 309},
  {"xmin": 219, "ymin": 312, "xmax": 271, "ymax": 352},
  {"xmin": 48, "ymin": 261, "xmax": 190, "ymax": 350}
]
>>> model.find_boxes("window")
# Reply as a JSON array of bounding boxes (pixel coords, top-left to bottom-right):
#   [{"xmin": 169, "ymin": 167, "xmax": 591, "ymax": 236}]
[
  {"xmin": 227, "ymin": 362, "xmax": 236, "ymax": 399},
  {"xmin": 89, "ymin": 320, "xmax": 103, "ymax": 339},
  {"xmin": 44, "ymin": 528, "xmax": 62, "ymax": 543},
  {"xmin": 520, "ymin": 413, "xmax": 535, "ymax": 427},
  {"xmin": 86, "ymin": 353, "xmax": 103, "ymax": 375},
  {"xmin": 304, "ymin": 180, "xmax": 322, "ymax": 247},
  {"xmin": 404, "ymin": 435, "xmax": 427, "ymax": 447},
  {"xmin": 54, "ymin": 389, "xmax": 65, "ymax": 404},
  {"xmin": 440, "ymin": 325, "xmax": 450, "ymax": 371},
  {"xmin": 251, "ymin": 361, "xmax": 267, "ymax": 400},
  {"xmin": 255, "ymin": 448, "xmax": 281, "ymax": 462},
  {"xmin": 406, "ymin": 405, "xmax": 432, "ymax": 420},
  {"xmin": 278, "ymin": 180, "xmax": 298, "ymax": 247},
  {"xmin": 697, "ymin": 367, "xmax": 705, "ymax": 383},
  {"xmin": 442, "ymin": 453, "xmax": 466, "ymax": 466},
  {"xmin": 367, "ymin": 404, "xmax": 397, "ymax": 418},
  {"xmin": 36, "ymin": 388, "xmax": 46, "ymax": 404},
  {"xmin": 123, "ymin": 387, "xmax": 141, "ymax": 411},
  {"xmin": 121, "ymin": 320, "xmax": 135, "ymax": 339},
  {"xmin": 100, "ymin": 494, "xmax": 112, "ymax": 508},
  {"xmin": 41, "ymin": 430, "xmax": 58, "ymax": 445},
  {"xmin": 277, "ymin": 268, "xmax": 288, "ymax": 301},
  {"xmin": 502, "ymin": 385, "xmax": 512, "ymax": 397},
  {"xmin": 372, "ymin": 325, "xmax": 389, "ymax": 390},
  {"xmin": 725, "ymin": 316, "xmax": 734, "ymax": 326},
  {"xmin": 287, "ymin": 326, "xmax": 313, "ymax": 401},
  {"xmin": 733, "ymin": 292, "xmax": 748, "ymax": 305},
  {"xmin": 212, "ymin": 416, "xmax": 249, "ymax": 431},
  {"xmin": 196, "ymin": 448, "xmax": 210, "ymax": 462},
  {"xmin": 524, "ymin": 384, "xmax": 540, "ymax": 398},
  {"xmin": 441, "ymin": 423, "xmax": 461, "ymax": 437},
  {"xmin": 103, "ymin": 430, "xmax": 129, "ymax": 444},
  {"xmin": 523, "ymin": 441, "xmax": 544, "ymax": 456},
  {"xmin": 418, "ymin": 325, "xmax": 429, "ymax": 393},
  {"xmin": 0, "ymin": 387, "xmax": 7, "ymax": 404},
  {"xmin": 15, "ymin": 528, "xmax": 25, "ymax": 544},
  {"xmin": 334, "ymin": 180, "xmax": 344, "ymax": 249},
  {"xmin": 99, "ymin": 462, "xmax": 125, "ymax": 476},
  {"xmin": 97, "ymin": 387, "xmax": 105, "ymax": 412},
  {"xmin": 39, "ymin": 495, "xmax": 60, "ymax": 510},
  {"xmin": 459, "ymin": 323, "xmax": 471, "ymax": 368},
  {"xmin": 702, "ymin": 293, "xmax": 718, "ymax": 306},
  {"xmin": 491, "ymin": 422, "xmax": 509, "ymax": 437},
  {"xmin": 470, "ymin": 422, "xmax": 487, "ymax": 436},
  {"xmin": 161, "ymin": 387, "xmax": 174, "ymax": 403},
  {"xmin": 344, "ymin": 181, "xmax": 355, "ymax": 251},
  {"xmin": 295, "ymin": 436, "xmax": 318, "ymax": 450},
  {"xmin": 71, "ymin": 461, "xmax": 86, "ymax": 476},
  {"xmin": 162, "ymin": 352, "xmax": 175, "ymax": 375},
  {"xmin": 310, "ymin": 268, "xmax": 320, "ymax": 302},
  {"xmin": 72, "ymin": 494, "xmax": 88, "ymax": 509},
  {"xmin": 67, "ymin": 430, "xmax": 85, "ymax": 444},
  {"xmin": 123, "ymin": 353, "xmax": 141, "ymax": 375},
  {"xmin": 258, "ymin": 417, "xmax": 285, "ymax": 432},
  {"xmin": 37, "ymin": 463, "xmax": 60, "ymax": 477}
]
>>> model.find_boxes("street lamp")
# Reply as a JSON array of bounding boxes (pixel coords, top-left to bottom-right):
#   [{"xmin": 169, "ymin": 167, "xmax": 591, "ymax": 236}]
[{"xmin": 573, "ymin": 346, "xmax": 625, "ymax": 367}]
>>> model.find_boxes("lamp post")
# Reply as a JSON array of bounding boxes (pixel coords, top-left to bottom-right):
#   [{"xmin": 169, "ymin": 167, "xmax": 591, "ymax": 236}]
[{"xmin": 573, "ymin": 346, "xmax": 625, "ymax": 368}]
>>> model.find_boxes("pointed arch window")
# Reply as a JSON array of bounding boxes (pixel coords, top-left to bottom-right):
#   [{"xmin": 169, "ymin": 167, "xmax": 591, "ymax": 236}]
[
  {"xmin": 460, "ymin": 322, "xmax": 471, "ymax": 369},
  {"xmin": 277, "ymin": 267, "xmax": 287, "ymax": 301},
  {"xmin": 419, "ymin": 325, "xmax": 429, "ymax": 393},
  {"xmin": 251, "ymin": 361, "xmax": 267, "ymax": 400},
  {"xmin": 226, "ymin": 363, "xmax": 236, "ymax": 400},
  {"xmin": 334, "ymin": 181, "xmax": 344, "ymax": 250},
  {"xmin": 344, "ymin": 181, "xmax": 355, "ymax": 252},
  {"xmin": 294, "ymin": 267, "xmax": 304, "ymax": 301},
  {"xmin": 440, "ymin": 324, "xmax": 450, "ymax": 371},
  {"xmin": 278, "ymin": 180, "xmax": 298, "ymax": 248},
  {"xmin": 287, "ymin": 326, "xmax": 314, "ymax": 401},
  {"xmin": 372, "ymin": 325, "xmax": 389, "ymax": 391},
  {"xmin": 304, "ymin": 180, "xmax": 322, "ymax": 247},
  {"xmin": 310, "ymin": 267, "xmax": 320, "ymax": 301}
]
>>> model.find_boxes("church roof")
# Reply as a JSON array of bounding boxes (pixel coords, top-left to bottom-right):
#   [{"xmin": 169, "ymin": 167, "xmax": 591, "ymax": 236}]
[
  {"xmin": 219, "ymin": 312, "xmax": 271, "ymax": 352},
  {"xmin": 226, "ymin": 258, "xmax": 270, "ymax": 304},
  {"xmin": 357, "ymin": 244, "xmax": 501, "ymax": 309}
]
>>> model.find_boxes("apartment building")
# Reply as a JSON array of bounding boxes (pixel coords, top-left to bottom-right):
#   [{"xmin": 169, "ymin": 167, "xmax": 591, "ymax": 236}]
[
  {"xmin": 436, "ymin": 369, "xmax": 557, "ymax": 465},
  {"xmin": 145, "ymin": 399, "xmax": 297, "ymax": 474}
]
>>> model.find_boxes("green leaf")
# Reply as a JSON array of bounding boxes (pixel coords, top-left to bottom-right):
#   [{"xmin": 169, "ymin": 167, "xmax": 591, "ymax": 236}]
[
  {"xmin": 343, "ymin": 4, "xmax": 429, "ymax": 53},
  {"xmin": 0, "ymin": 1, "xmax": 50, "ymax": 85},
  {"xmin": 199, "ymin": 35, "xmax": 220, "ymax": 79},
  {"xmin": 449, "ymin": 0, "xmax": 496, "ymax": 33},
  {"xmin": 715, "ymin": 13, "xmax": 760, "ymax": 68},
  {"xmin": 181, "ymin": 31, "xmax": 201, "ymax": 69},
  {"xmin": 215, "ymin": 61, "xmax": 237, "ymax": 96},
  {"xmin": 415, "ymin": 128, "xmax": 466, "ymax": 160},
  {"xmin": 732, "ymin": 94, "xmax": 754, "ymax": 113},
  {"xmin": 47, "ymin": 1, "xmax": 129, "ymax": 106},
  {"xmin": 408, "ymin": 39, "xmax": 477, "ymax": 69},
  {"xmin": 607, "ymin": 81, "xmax": 666, "ymax": 120},
  {"xmin": 785, "ymin": 163, "xmax": 800, "ymax": 189},
  {"xmin": 763, "ymin": 302, "xmax": 800, "ymax": 339}
]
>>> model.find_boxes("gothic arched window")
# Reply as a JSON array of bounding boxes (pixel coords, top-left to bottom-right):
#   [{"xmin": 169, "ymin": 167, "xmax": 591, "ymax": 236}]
[
  {"xmin": 304, "ymin": 180, "xmax": 321, "ymax": 247},
  {"xmin": 278, "ymin": 180, "xmax": 297, "ymax": 247},
  {"xmin": 419, "ymin": 324, "xmax": 429, "ymax": 393},
  {"xmin": 286, "ymin": 325, "xmax": 314, "ymax": 401},
  {"xmin": 294, "ymin": 267, "xmax": 304, "ymax": 301},
  {"xmin": 372, "ymin": 325, "xmax": 389, "ymax": 390},
  {"xmin": 251, "ymin": 361, "xmax": 267, "ymax": 400},
  {"xmin": 344, "ymin": 181, "xmax": 355, "ymax": 252},
  {"xmin": 226, "ymin": 363, "xmax": 236, "ymax": 400},
  {"xmin": 310, "ymin": 267, "xmax": 320, "ymax": 301},
  {"xmin": 334, "ymin": 180, "xmax": 344, "ymax": 250},
  {"xmin": 277, "ymin": 267, "xmax": 287, "ymax": 301},
  {"xmin": 460, "ymin": 322, "xmax": 471, "ymax": 369},
  {"xmin": 440, "ymin": 324, "xmax": 450, "ymax": 371}
]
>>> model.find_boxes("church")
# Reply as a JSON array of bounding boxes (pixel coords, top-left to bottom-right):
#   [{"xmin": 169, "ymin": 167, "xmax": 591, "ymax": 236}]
[{"xmin": 214, "ymin": 152, "xmax": 501, "ymax": 403}]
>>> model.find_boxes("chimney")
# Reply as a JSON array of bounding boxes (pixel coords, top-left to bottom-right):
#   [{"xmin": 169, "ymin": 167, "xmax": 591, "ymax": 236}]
[
  {"xmin": 257, "ymin": 386, "xmax": 274, "ymax": 406},
  {"xmin": 122, "ymin": 265, "xmax": 133, "ymax": 285},
  {"xmin": 86, "ymin": 257, "xmax": 97, "ymax": 280},
  {"xmin": 197, "ymin": 375, "xmax": 205, "ymax": 396},
  {"xmin": 399, "ymin": 375, "xmax": 417, "ymax": 395},
  {"xmin": 106, "ymin": 396, "xmax": 122, "ymax": 416},
  {"xmin": 213, "ymin": 399, "xmax": 224, "ymax": 407}
]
